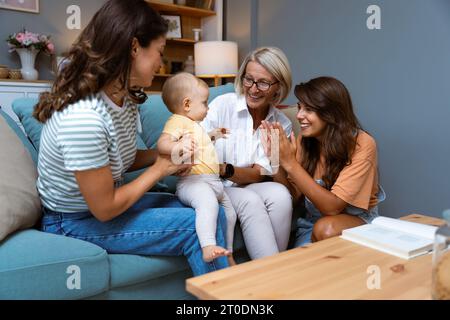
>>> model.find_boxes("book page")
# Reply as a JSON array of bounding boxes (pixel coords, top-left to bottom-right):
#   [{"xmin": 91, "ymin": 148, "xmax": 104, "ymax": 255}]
[
  {"xmin": 341, "ymin": 224, "xmax": 434, "ymax": 258},
  {"xmin": 371, "ymin": 216, "xmax": 438, "ymax": 240}
]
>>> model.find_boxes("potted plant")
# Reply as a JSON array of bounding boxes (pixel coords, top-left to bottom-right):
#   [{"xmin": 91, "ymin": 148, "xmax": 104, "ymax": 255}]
[{"xmin": 6, "ymin": 29, "xmax": 55, "ymax": 81}]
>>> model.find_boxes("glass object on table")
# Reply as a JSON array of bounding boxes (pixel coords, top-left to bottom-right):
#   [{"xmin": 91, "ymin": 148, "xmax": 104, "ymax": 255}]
[{"xmin": 432, "ymin": 209, "xmax": 450, "ymax": 300}]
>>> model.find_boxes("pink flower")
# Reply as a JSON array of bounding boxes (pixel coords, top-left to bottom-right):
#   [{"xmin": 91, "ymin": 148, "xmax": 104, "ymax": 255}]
[
  {"xmin": 23, "ymin": 32, "xmax": 37, "ymax": 44},
  {"xmin": 16, "ymin": 33, "xmax": 25, "ymax": 43},
  {"xmin": 7, "ymin": 30, "xmax": 54, "ymax": 54},
  {"xmin": 46, "ymin": 42, "xmax": 55, "ymax": 54}
]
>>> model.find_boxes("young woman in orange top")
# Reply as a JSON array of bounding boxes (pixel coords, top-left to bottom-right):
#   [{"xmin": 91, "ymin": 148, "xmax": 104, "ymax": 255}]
[{"xmin": 261, "ymin": 76, "xmax": 386, "ymax": 246}]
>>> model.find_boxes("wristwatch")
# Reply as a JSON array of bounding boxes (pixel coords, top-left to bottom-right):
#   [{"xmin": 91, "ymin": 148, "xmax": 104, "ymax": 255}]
[{"xmin": 220, "ymin": 163, "xmax": 235, "ymax": 180}]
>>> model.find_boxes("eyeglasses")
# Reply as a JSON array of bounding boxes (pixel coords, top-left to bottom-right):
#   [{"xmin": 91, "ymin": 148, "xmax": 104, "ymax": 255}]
[{"xmin": 242, "ymin": 76, "xmax": 279, "ymax": 91}]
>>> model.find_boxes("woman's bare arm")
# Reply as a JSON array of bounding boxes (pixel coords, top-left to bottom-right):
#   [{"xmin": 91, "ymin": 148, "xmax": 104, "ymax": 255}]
[
  {"xmin": 157, "ymin": 133, "xmax": 179, "ymax": 156},
  {"xmin": 127, "ymin": 149, "xmax": 159, "ymax": 172},
  {"xmin": 74, "ymin": 155, "xmax": 189, "ymax": 222},
  {"xmin": 282, "ymin": 160, "xmax": 347, "ymax": 215}
]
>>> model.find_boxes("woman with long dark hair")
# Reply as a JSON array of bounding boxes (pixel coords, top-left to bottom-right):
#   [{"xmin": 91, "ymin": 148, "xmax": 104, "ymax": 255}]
[
  {"xmin": 35, "ymin": 0, "xmax": 229, "ymax": 275},
  {"xmin": 261, "ymin": 76, "xmax": 385, "ymax": 246}
]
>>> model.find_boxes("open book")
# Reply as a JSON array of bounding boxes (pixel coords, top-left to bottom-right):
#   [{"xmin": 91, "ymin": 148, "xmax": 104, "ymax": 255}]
[{"xmin": 340, "ymin": 217, "xmax": 438, "ymax": 259}]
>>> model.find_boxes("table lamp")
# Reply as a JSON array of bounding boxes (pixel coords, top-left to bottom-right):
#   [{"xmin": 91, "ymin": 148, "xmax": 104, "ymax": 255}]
[{"xmin": 194, "ymin": 41, "xmax": 238, "ymax": 86}]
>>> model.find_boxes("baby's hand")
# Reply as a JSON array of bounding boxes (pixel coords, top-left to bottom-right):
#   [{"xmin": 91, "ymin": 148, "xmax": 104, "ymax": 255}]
[
  {"xmin": 172, "ymin": 135, "xmax": 197, "ymax": 164},
  {"xmin": 209, "ymin": 128, "xmax": 230, "ymax": 142}
]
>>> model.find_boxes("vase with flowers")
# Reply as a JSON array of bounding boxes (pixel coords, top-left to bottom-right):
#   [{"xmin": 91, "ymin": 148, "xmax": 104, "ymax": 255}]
[{"xmin": 6, "ymin": 30, "xmax": 55, "ymax": 81}]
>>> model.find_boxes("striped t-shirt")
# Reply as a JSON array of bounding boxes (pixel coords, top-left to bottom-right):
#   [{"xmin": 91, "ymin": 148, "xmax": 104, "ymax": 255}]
[{"xmin": 37, "ymin": 92, "xmax": 138, "ymax": 213}]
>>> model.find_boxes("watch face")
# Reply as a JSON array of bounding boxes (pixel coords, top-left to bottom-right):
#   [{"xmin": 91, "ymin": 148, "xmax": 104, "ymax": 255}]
[{"xmin": 226, "ymin": 164, "xmax": 234, "ymax": 177}]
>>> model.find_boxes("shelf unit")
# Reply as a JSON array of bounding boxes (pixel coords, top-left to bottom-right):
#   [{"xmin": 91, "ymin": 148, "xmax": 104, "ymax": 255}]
[
  {"xmin": 167, "ymin": 38, "xmax": 197, "ymax": 44},
  {"xmin": 146, "ymin": 1, "xmax": 215, "ymax": 18},
  {"xmin": 152, "ymin": 73, "xmax": 235, "ymax": 87},
  {"xmin": 198, "ymin": 74, "xmax": 236, "ymax": 87},
  {"xmin": 145, "ymin": 1, "xmax": 218, "ymax": 92}
]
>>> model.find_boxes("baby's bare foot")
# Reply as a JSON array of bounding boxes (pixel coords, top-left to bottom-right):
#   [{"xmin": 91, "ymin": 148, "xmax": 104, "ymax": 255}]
[{"xmin": 202, "ymin": 245, "xmax": 230, "ymax": 262}]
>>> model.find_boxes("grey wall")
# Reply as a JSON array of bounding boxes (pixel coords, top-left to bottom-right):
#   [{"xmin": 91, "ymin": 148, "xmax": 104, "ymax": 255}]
[
  {"xmin": 225, "ymin": 0, "xmax": 253, "ymax": 63},
  {"xmin": 0, "ymin": 0, "xmax": 105, "ymax": 80},
  {"xmin": 226, "ymin": 0, "xmax": 450, "ymax": 218}
]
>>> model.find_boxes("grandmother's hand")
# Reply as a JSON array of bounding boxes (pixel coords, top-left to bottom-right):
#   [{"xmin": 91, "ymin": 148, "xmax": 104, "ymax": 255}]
[{"xmin": 209, "ymin": 128, "xmax": 230, "ymax": 142}]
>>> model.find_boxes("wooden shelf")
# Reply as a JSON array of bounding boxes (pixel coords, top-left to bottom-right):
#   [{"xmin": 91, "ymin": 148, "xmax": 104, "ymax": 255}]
[
  {"xmin": 198, "ymin": 74, "xmax": 236, "ymax": 86},
  {"xmin": 0, "ymin": 79, "xmax": 52, "ymax": 84},
  {"xmin": 154, "ymin": 74, "xmax": 236, "ymax": 79},
  {"xmin": 146, "ymin": 1, "xmax": 216, "ymax": 17},
  {"xmin": 197, "ymin": 74, "xmax": 236, "ymax": 79},
  {"xmin": 167, "ymin": 38, "xmax": 197, "ymax": 44}
]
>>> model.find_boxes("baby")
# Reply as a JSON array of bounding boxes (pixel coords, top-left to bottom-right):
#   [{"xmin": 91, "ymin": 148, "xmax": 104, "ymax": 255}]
[{"xmin": 157, "ymin": 73, "xmax": 237, "ymax": 265}]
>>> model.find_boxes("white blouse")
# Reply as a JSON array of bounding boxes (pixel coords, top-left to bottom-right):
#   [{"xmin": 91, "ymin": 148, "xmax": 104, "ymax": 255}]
[{"xmin": 201, "ymin": 92, "xmax": 292, "ymax": 186}]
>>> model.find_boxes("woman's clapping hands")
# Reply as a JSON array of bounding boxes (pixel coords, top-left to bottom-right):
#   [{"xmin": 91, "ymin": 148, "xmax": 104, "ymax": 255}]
[{"xmin": 260, "ymin": 121, "xmax": 299, "ymax": 169}]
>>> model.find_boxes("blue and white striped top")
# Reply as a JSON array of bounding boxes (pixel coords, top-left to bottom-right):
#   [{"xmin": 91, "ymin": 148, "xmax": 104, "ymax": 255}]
[{"xmin": 37, "ymin": 92, "xmax": 138, "ymax": 213}]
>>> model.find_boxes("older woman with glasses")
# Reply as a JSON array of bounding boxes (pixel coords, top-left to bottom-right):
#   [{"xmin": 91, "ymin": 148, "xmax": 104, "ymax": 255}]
[{"xmin": 201, "ymin": 47, "xmax": 294, "ymax": 260}]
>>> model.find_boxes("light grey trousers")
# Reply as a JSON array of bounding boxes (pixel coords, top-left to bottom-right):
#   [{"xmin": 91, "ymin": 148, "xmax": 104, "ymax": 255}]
[
  {"xmin": 176, "ymin": 175, "xmax": 237, "ymax": 252},
  {"xmin": 225, "ymin": 182, "xmax": 293, "ymax": 260}
]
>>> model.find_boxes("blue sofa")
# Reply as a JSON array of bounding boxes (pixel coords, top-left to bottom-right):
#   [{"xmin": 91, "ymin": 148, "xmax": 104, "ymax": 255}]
[{"xmin": 0, "ymin": 83, "xmax": 254, "ymax": 300}]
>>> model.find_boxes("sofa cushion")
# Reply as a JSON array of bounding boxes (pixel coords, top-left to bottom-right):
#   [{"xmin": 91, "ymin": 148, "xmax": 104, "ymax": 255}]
[
  {"xmin": 90, "ymin": 268, "xmax": 194, "ymax": 300},
  {"xmin": 208, "ymin": 83, "xmax": 236, "ymax": 103},
  {"xmin": 12, "ymin": 98, "xmax": 42, "ymax": 151},
  {"xmin": 108, "ymin": 254, "xmax": 189, "ymax": 289},
  {"xmin": 138, "ymin": 94, "xmax": 172, "ymax": 149},
  {"xmin": 136, "ymin": 134, "xmax": 147, "ymax": 150},
  {"xmin": 0, "ymin": 108, "xmax": 38, "ymax": 164},
  {"xmin": 0, "ymin": 229, "xmax": 109, "ymax": 300},
  {"xmin": 0, "ymin": 114, "xmax": 41, "ymax": 242}
]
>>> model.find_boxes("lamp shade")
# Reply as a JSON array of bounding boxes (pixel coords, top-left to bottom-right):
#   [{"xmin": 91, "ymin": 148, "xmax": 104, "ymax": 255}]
[{"xmin": 194, "ymin": 41, "xmax": 238, "ymax": 76}]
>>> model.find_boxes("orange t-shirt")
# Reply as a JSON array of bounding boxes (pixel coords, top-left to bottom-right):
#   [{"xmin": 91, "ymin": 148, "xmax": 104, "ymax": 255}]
[{"xmin": 313, "ymin": 131, "xmax": 379, "ymax": 210}]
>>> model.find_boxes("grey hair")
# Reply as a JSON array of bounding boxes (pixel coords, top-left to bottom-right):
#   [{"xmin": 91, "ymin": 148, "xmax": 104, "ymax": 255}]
[{"xmin": 235, "ymin": 47, "xmax": 292, "ymax": 106}]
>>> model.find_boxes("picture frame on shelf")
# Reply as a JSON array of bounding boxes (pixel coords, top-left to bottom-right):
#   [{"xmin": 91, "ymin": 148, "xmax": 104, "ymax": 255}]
[
  {"xmin": 161, "ymin": 15, "xmax": 182, "ymax": 39},
  {"xmin": 0, "ymin": 0, "xmax": 40, "ymax": 13}
]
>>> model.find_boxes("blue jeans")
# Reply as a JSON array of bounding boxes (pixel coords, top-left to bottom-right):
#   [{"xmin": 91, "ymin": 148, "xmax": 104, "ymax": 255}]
[
  {"xmin": 294, "ymin": 181, "xmax": 387, "ymax": 247},
  {"xmin": 41, "ymin": 193, "xmax": 229, "ymax": 276}
]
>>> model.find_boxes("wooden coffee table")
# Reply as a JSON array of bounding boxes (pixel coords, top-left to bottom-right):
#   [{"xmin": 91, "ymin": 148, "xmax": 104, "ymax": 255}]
[{"xmin": 186, "ymin": 214, "xmax": 445, "ymax": 300}]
